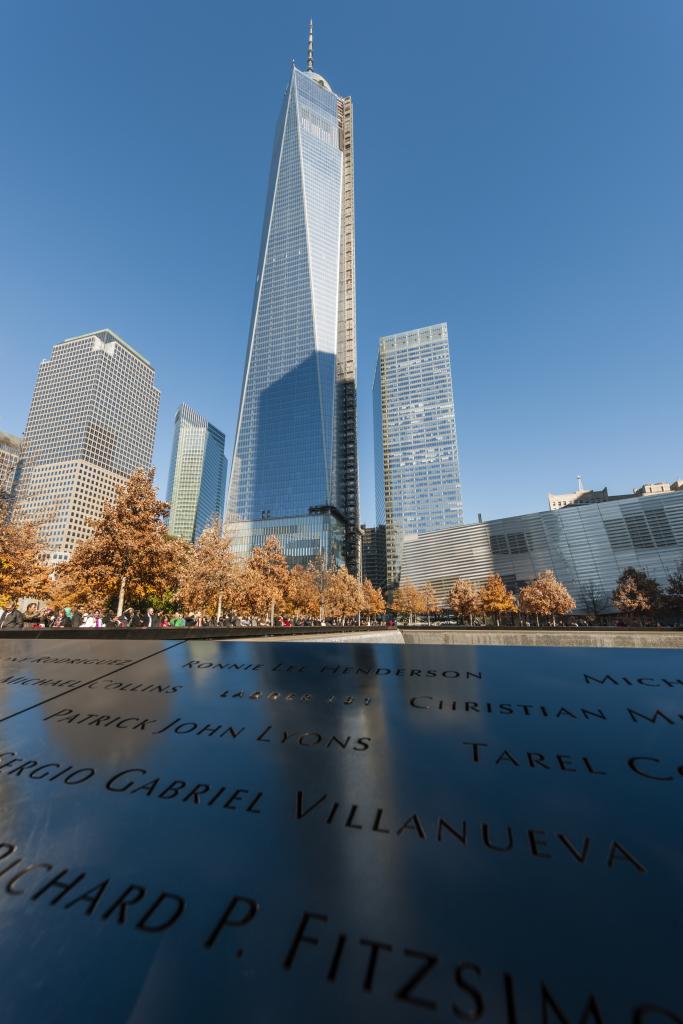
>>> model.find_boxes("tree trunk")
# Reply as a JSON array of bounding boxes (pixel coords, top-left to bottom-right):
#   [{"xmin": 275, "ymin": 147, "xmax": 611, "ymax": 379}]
[
  {"xmin": 270, "ymin": 597, "xmax": 275, "ymax": 627},
  {"xmin": 116, "ymin": 576, "xmax": 127, "ymax": 618},
  {"xmin": 217, "ymin": 594, "xmax": 223, "ymax": 621}
]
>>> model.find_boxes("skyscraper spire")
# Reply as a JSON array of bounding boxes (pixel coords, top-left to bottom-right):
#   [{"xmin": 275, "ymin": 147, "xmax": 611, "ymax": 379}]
[{"xmin": 307, "ymin": 19, "xmax": 314, "ymax": 71}]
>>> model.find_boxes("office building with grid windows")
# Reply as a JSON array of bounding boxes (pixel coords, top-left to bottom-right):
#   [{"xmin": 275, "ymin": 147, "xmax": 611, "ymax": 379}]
[
  {"xmin": 374, "ymin": 322, "xmax": 463, "ymax": 590},
  {"xmin": 401, "ymin": 488, "xmax": 683, "ymax": 612},
  {"xmin": 167, "ymin": 404, "xmax": 227, "ymax": 543},
  {"xmin": 0, "ymin": 432, "xmax": 22, "ymax": 500},
  {"xmin": 227, "ymin": 26, "xmax": 359, "ymax": 571},
  {"xmin": 13, "ymin": 330, "xmax": 159, "ymax": 562},
  {"xmin": 361, "ymin": 524, "xmax": 387, "ymax": 592}
]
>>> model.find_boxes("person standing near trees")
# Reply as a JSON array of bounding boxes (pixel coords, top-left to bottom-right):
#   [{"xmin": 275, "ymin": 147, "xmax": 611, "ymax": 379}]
[
  {"xmin": 51, "ymin": 609, "xmax": 68, "ymax": 628},
  {"xmin": 23, "ymin": 603, "xmax": 42, "ymax": 628}
]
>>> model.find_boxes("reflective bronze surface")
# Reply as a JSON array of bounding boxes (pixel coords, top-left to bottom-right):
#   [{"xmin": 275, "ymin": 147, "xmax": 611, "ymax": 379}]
[{"xmin": 0, "ymin": 639, "xmax": 680, "ymax": 1021}]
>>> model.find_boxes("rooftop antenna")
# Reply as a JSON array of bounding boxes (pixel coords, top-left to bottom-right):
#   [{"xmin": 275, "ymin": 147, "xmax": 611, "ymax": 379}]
[
  {"xmin": 577, "ymin": 474, "xmax": 584, "ymax": 492},
  {"xmin": 307, "ymin": 19, "xmax": 314, "ymax": 71}
]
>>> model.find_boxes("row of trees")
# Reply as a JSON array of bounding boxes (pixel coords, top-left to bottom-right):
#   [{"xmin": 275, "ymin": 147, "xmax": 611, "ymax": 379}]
[
  {"xmin": 1, "ymin": 471, "xmax": 386, "ymax": 624},
  {"xmin": 446, "ymin": 571, "xmax": 575, "ymax": 626},
  {"xmin": 172, "ymin": 523, "xmax": 386, "ymax": 624},
  {"xmin": 2, "ymin": 470, "xmax": 682, "ymax": 624},
  {"xmin": 388, "ymin": 571, "xmax": 574, "ymax": 626},
  {"xmin": 397, "ymin": 564, "xmax": 683, "ymax": 625}
]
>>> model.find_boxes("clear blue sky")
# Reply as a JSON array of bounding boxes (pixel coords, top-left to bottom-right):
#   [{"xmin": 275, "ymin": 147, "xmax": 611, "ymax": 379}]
[{"xmin": 1, "ymin": 0, "xmax": 681, "ymax": 524}]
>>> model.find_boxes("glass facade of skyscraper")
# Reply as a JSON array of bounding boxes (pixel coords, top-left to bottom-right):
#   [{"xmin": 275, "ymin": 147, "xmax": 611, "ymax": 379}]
[
  {"xmin": 13, "ymin": 330, "xmax": 159, "ymax": 561},
  {"xmin": 374, "ymin": 322, "xmax": 463, "ymax": 589},
  {"xmin": 361, "ymin": 524, "xmax": 387, "ymax": 592},
  {"xmin": 227, "ymin": 57, "xmax": 359, "ymax": 569},
  {"xmin": 227, "ymin": 512, "xmax": 345, "ymax": 568},
  {"xmin": 166, "ymin": 404, "xmax": 227, "ymax": 543}
]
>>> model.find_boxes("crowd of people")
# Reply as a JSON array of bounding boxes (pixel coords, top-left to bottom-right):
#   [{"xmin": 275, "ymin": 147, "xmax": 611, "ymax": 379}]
[
  {"xmin": 0, "ymin": 603, "xmax": 387, "ymax": 630},
  {"xmin": 0, "ymin": 603, "xmax": 193, "ymax": 630},
  {"xmin": 0, "ymin": 604, "xmax": 342, "ymax": 630},
  {"xmin": 0, "ymin": 601, "xmax": 677, "ymax": 632}
]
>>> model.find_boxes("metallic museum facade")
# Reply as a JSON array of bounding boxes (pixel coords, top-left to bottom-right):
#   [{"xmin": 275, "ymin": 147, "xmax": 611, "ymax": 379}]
[
  {"xmin": 401, "ymin": 489, "xmax": 683, "ymax": 611},
  {"xmin": 227, "ymin": 34, "xmax": 359, "ymax": 570}
]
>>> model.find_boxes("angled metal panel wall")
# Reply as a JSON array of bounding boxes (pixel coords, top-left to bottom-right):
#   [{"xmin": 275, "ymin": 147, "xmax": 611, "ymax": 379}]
[{"xmin": 401, "ymin": 490, "xmax": 683, "ymax": 610}]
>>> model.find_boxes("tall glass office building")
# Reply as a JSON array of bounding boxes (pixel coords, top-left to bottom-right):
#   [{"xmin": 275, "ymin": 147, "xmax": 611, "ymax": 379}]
[
  {"xmin": 166, "ymin": 404, "xmax": 227, "ymax": 543},
  {"xmin": 227, "ymin": 27, "xmax": 359, "ymax": 571},
  {"xmin": 13, "ymin": 330, "xmax": 159, "ymax": 562},
  {"xmin": 374, "ymin": 322, "xmax": 463, "ymax": 590}
]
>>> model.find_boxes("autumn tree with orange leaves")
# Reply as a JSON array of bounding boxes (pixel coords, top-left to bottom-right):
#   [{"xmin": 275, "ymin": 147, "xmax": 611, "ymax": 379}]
[
  {"xmin": 176, "ymin": 518, "xmax": 238, "ymax": 621},
  {"xmin": 0, "ymin": 499, "xmax": 51, "ymax": 602},
  {"xmin": 447, "ymin": 578, "xmax": 480, "ymax": 624},
  {"xmin": 245, "ymin": 536, "xmax": 290, "ymax": 624},
  {"xmin": 325, "ymin": 565, "xmax": 362, "ymax": 623},
  {"xmin": 53, "ymin": 470, "xmax": 187, "ymax": 615},
  {"xmin": 518, "ymin": 570, "xmax": 575, "ymax": 626},
  {"xmin": 392, "ymin": 581, "xmax": 427, "ymax": 624},
  {"xmin": 360, "ymin": 577, "xmax": 386, "ymax": 622},
  {"xmin": 612, "ymin": 567, "xmax": 661, "ymax": 623},
  {"xmin": 421, "ymin": 582, "xmax": 441, "ymax": 625},
  {"xmin": 477, "ymin": 574, "xmax": 517, "ymax": 626},
  {"xmin": 286, "ymin": 563, "xmax": 320, "ymax": 619}
]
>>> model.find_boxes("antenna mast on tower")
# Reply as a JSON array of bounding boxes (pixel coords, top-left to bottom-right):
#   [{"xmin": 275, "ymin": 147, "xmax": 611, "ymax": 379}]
[{"xmin": 307, "ymin": 19, "xmax": 314, "ymax": 71}]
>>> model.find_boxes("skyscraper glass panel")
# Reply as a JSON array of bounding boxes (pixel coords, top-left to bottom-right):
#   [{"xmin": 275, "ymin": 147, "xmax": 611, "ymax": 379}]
[
  {"xmin": 167, "ymin": 404, "xmax": 227, "ymax": 542},
  {"xmin": 227, "ymin": 38, "xmax": 359, "ymax": 569},
  {"xmin": 374, "ymin": 322, "xmax": 463, "ymax": 589}
]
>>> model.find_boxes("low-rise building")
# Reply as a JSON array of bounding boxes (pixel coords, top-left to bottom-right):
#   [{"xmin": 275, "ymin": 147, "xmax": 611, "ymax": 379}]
[
  {"xmin": 634, "ymin": 480, "xmax": 682, "ymax": 497},
  {"xmin": 548, "ymin": 487, "xmax": 609, "ymax": 510},
  {"xmin": 549, "ymin": 478, "xmax": 683, "ymax": 510}
]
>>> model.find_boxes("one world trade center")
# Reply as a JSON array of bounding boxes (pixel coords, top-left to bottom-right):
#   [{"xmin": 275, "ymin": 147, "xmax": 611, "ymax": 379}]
[{"xmin": 226, "ymin": 24, "xmax": 359, "ymax": 572}]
